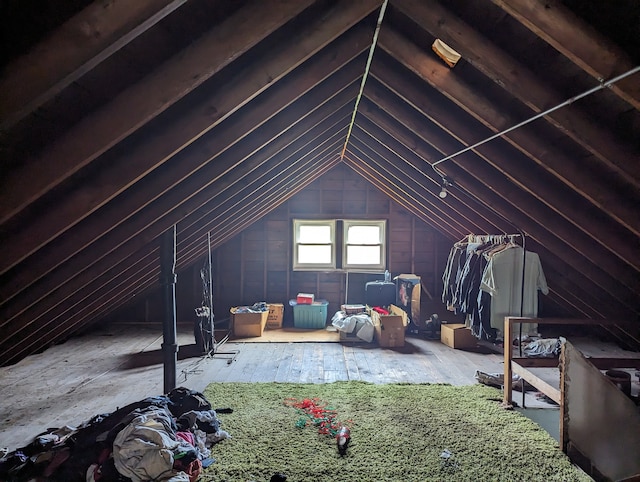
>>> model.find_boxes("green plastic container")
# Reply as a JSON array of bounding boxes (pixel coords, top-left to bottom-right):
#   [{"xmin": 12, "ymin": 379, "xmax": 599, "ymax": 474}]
[{"xmin": 291, "ymin": 300, "xmax": 328, "ymax": 329}]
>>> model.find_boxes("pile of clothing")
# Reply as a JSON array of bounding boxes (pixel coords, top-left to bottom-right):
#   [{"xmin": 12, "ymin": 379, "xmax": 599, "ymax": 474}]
[
  {"xmin": 0, "ymin": 387, "xmax": 231, "ymax": 482},
  {"xmin": 331, "ymin": 310, "xmax": 374, "ymax": 343},
  {"xmin": 231, "ymin": 302, "xmax": 268, "ymax": 313}
]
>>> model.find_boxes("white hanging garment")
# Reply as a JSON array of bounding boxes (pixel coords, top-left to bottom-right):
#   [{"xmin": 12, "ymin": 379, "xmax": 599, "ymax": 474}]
[{"xmin": 479, "ymin": 246, "xmax": 549, "ymax": 337}]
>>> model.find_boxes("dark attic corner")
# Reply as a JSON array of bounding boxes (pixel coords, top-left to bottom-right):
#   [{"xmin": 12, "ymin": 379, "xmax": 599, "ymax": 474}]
[{"xmin": 1, "ymin": 0, "xmax": 640, "ymax": 480}]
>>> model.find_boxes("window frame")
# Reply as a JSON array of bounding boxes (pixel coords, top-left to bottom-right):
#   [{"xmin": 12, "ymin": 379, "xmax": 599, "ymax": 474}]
[
  {"xmin": 342, "ymin": 219, "xmax": 387, "ymax": 271},
  {"xmin": 292, "ymin": 218, "xmax": 387, "ymax": 272},
  {"xmin": 292, "ymin": 219, "xmax": 336, "ymax": 271}
]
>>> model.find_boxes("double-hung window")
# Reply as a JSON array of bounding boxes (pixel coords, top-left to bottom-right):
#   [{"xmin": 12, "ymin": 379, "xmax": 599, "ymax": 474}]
[
  {"xmin": 293, "ymin": 220, "xmax": 336, "ymax": 270},
  {"xmin": 293, "ymin": 219, "xmax": 386, "ymax": 271}
]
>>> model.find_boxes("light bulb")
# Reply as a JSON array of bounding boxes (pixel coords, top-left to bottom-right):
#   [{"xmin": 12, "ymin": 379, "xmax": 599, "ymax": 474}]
[{"xmin": 439, "ymin": 187, "xmax": 447, "ymax": 198}]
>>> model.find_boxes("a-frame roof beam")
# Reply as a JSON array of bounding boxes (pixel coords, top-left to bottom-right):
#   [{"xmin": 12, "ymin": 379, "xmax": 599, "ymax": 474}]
[
  {"xmin": 0, "ymin": 0, "xmax": 188, "ymax": 130},
  {"xmin": 351, "ymin": 116, "xmax": 495, "ymax": 232},
  {"xmin": 0, "ymin": 52, "xmax": 364, "ymax": 300},
  {"xmin": 185, "ymin": 139, "xmax": 340, "ymax": 262},
  {"xmin": 357, "ymin": 98, "xmax": 512, "ymax": 229},
  {"xmin": 343, "ymin": 151, "xmax": 606, "ymax": 321},
  {"xmin": 366, "ymin": 64, "xmax": 640, "ymax": 270},
  {"xmin": 176, "ymin": 123, "xmax": 351, "ymax": 261},
  {"xmin": 348, "ymin": 134, "xmax": 485, "ymax": 234},
  {"xmin": 491, "ymin": 0, "xmax": 640, "ymax": 110},
  {"xmin": 376, "ymin": 30, "xmax": 640, "ymax": 236},
  {"xmin": 0, "ymin": 20, "xmax": 375, "ymax": 275},
  {"xmin": 1, "ymin": 153, "xmax": 344, "ymax": 365},
  {"xmin": 0, "ymin": 78, "xmax": 359, "ymax": 327},
  {"xmin": 357, "ymin": 81, "xmax": 640, "ymax": 314},
  {"xmin": 391, "ymin": 0, "xmax": 640, "ymax": 184},
  {"xmin": 350, "ymin": 119, "xmax": 625, "ymax": 320},
  {"xmin": 0, "ymin": 0, "xmax": 326, "ymax": 225},
  {"xmin": 363, "ymin": 75, "xmax": 640, "ymax": 286}
]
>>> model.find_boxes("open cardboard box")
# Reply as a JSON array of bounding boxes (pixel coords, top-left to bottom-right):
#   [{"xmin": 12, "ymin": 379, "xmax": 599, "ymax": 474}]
[
  {"xmin": 369, "ymin": 304, "xmax": 409, "ymax": 348},
  {"xmin": 440, "ymin": 323, "xmax": 477, "ymax": 349},
  {"xmin": 230, "ymin": 308, "xmax": 268, "ymax": 337}
]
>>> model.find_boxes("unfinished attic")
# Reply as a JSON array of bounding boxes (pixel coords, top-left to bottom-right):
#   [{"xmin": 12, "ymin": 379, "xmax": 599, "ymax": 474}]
[{"xmin": 1, "ymin": 0, "xmax": 640, "ymax": 480}]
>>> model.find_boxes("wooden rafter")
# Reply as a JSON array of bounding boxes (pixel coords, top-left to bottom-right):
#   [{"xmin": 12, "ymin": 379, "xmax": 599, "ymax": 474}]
[
  {"xmin": 0, "ymin": 0, "xmax": 188, "ymax": 130},
  {"xmin": 491, "ymin": 0, "xmax": 640, "ymax": 110}
]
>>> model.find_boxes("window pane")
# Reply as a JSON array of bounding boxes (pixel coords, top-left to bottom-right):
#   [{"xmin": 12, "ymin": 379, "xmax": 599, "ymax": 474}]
[
  {"xmin": 346, "ymin": 245, "xmax": 380, "ymax": 265},
  {"xmin": 299, "ymin": 225, "xmax": 332, "ymax": 243},
  {"xmin": 346, "ymin": 225, "xmax": 380, "ymax": 244},
  {"xmin": 298, "ymin": 245, "xmax": 332, "ymax": 264}
]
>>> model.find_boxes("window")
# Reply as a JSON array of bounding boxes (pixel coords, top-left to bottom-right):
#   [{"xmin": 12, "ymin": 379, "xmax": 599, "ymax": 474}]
[
  {"xmin": 293, "ymin": 219, "xmax": 386, "ymax": 271},
  {"xmin": 293, "ymin": 219, "xmax": 336, "ymax": 270},
  {"xmin": 343, "ymin": 220, "xmax": 386, "ymax": 270}
]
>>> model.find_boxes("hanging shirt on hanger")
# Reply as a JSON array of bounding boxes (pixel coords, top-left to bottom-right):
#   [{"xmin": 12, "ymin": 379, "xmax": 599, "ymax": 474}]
[{"xmin": 479, "ymin": 246, "xmax": 549, "ymax": 338}]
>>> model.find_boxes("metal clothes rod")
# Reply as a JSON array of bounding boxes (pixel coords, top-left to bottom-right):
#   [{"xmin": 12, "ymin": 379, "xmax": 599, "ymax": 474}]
[{"xmin": 431, "ymin": 64, "xmax": 640, "ymax": 170}]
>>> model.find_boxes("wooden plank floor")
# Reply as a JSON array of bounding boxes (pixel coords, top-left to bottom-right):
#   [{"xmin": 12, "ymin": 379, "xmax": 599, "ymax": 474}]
[{"xmin": 0, "ymin": 322, "xmax": 508, "ymax": 450}]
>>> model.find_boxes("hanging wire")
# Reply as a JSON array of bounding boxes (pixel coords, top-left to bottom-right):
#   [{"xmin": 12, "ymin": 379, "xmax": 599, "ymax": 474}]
[
  {"xmin": 430, "ymin": 64, "xmax": 640, "ymax": 174},
  {"xmin": 340, "ymin": 0, "xmax": 389, "ymax": 160},
  {"xmin": 431, "ymin": 66, "xmax": 639, "ymax": 346}
]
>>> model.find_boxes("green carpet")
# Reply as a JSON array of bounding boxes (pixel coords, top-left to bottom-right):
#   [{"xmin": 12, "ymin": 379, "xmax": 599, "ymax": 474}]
[{"xmin": 201, "ymin": 381, "xmax": 590, "ymax": 482}]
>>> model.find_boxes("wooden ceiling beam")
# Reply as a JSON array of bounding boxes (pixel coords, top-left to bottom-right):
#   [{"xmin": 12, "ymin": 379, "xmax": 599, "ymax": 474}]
[
  {"xmin": 0, "ymin": 154, "xmax": 343, "ymax": 364},
  {"xmin": 345, "ymin": 150, "xmax": 616, "ymax": 321},
  {"xmin": 176, "ymin": 124, "xmax": 351, "ymax": 260},
  {"xmin": 345, "ymin": 154, "xmax": 465, "ymax": 236},
  {"xmin": 392, "ymin": 0, "xmax": 640, "ymax": 185},
  {"xmin": 0, "ymin": 87, "xmax": 357, "ymax": 330},
  {"xmin": 0, "ymin": 0, "xmax": 188, "ymax": 130},
  {"xmin": 357, "ymin": 99, "xmax": 507, "ymax": 228},
  {"xmin": 0, "ymin": 19, "xmax": 374, "ymax": 277},
  {"xmin": 491, "ymin": 0, "xmax": 640, "ymax": 110},
  {"xmin": 0, "ymin": 107, "xmax": 351, "ymax": 332},
  {"xmin": 0, "ymin": 0, "xmax": 320, "ymax": 224},
  {"xmin": 376, "ymin": 33, "xmax": 640, "ymax": 258},
  {"xmin": 353, "ymin": 110, "xmax": 631, "ymax": 320},
  {"xmin": 181, "ymin": 144, "xmax": 343, "ymax": 261},
  {"xmin": 348, "ymin": 134, "xmax": 484, "ymax": 234},
  {"xmin": 377, "ymin": 28, "xmax": 640, "ymax": 237},
  {"xmin": 352, "ymin": 116, "xmax": 499, "ymax": 232},
  {"xmin": 0, "ymin": 250, "xmax": 161, "ymax": 365},
  {"xmin": 358, "ymin": 80, "xmax": 640, "ymax": 313},
  {"xmin": 363, "ymin": 69, "xmax": 633, "ymax": 279},
  {"xmin": 0, "ymin": 238, "xmax": 159, "ymax": 348}
]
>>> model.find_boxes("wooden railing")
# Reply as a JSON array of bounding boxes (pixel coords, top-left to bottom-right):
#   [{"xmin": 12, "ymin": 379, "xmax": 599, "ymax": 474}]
[{"xmin": 502, "ymin": 317, "xmax": 639, "ymax": 406}]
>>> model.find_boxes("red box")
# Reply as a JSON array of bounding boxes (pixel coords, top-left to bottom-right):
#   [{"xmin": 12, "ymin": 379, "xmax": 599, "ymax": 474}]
[{"xmin": 296, "ymin": 293, "xmax": 315, "ymax": 304}]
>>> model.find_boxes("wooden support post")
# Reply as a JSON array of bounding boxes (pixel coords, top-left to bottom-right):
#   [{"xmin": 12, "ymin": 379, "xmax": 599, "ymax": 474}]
[
  {"xmin": 160, "ymin": 225, "xmax": 178, "ymax": 394},
  {"xmin": 502, "ymin": 316, "xmax": 513, "ymax": 406}
]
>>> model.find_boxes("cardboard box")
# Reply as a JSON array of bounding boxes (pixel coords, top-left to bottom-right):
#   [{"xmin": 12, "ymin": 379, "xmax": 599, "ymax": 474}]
[
  {"xmin": 395, "ymin": 274, "xmax": 421, "ymax": 324},
  {"xmin": 266, "ymin": 303, "xmax": 284, "ymax": 329},
  {"xmin": 230, "ymin": 308, "xmax": 268, "ymax": 337},
  {"xmin": 369, "ymin": 304, "xmax": 408, "ymax": 348},
  {"xmin": 440, "ymin": 324, "xmax": 477, "ymax": 349},
  {"xmin": 296, "ymin": 293, "xmax": 315, "ymax": 304}
]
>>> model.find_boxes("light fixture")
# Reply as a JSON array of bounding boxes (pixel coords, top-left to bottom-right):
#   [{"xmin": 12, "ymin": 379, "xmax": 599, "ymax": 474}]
[
  {"xmin": 439, "ymin": 177, "xmax": 453, "ymax": 199},
  {"xmin": 432, "ymin": 38, "xmax": 461, "ymax": 68}
]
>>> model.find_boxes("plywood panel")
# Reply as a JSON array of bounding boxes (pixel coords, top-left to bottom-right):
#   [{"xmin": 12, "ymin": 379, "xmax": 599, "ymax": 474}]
[{"xmin": 561, "ymin": 341, "xmax": 640, "ymax": 481}]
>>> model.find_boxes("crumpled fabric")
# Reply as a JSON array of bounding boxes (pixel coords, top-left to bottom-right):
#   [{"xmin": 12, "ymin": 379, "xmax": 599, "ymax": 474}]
[
  {"xmin": 332, "ymin": 313, "xmax": 375, "ymax": 343},
  {"xmin": 112, "ymin": 407, "xmax": 194, "ymax": 482},
  {"xmin": 174, "ymin": 458, "xmax": 202, "ymax": 482},
  {"xmin": 523, "ymin": 337, "xmax": 565, "ymax": 358}
]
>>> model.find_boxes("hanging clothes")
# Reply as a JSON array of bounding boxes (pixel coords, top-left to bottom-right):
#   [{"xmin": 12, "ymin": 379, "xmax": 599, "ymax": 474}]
[
  {"xmin": 479, "ymin": 245, "xmax": 549, "ymax": 338},
  {"xmin": 441, "ymin": 239, "xmax": 468, "ymax": 311},
  {"xmin": 441, "ymin": 235, "xmax": 549, "ymax": 341}
]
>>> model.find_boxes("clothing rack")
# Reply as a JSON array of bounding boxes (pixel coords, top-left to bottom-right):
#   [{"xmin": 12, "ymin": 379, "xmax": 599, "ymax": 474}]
[
  {"xmin": 466, "ymin": 232, "xmax": 526, "ymax": 320},
  {"xmin": 452, "ymin": 233, "xmax": 529, "ymax": 349}
]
